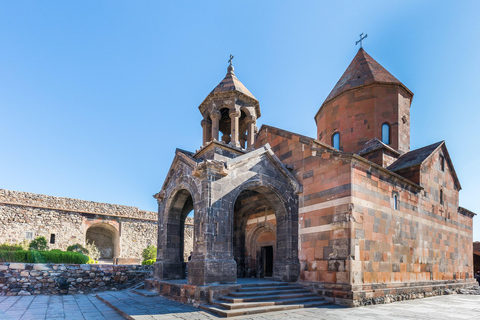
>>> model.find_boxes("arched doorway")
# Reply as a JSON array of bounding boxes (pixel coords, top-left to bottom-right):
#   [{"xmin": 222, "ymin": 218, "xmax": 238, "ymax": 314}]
[
  {"xmin": 247, "ymin": 224, "xmax": 276, "ymax": 278},
  {"xmin": 85, "ymin": 223, "xmax": 119, "ymax": 260},
  {"xmin": 233, "ymin": 187, "xmax": 284, "ymax": 279},
  {"xmin": 156, "ymin": 188, "xmax": 194, "ymax": 280}
]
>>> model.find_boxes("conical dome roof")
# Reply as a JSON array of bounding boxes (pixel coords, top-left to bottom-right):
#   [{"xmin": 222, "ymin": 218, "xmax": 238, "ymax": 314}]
[
  {"xmin": 323, "ymin": 48, "xmax": 410, "ymax": 104},
  {"xmin": 199, "ymin": 63, "xmax": 260, "ymax": 118},
  {"xmin": 210, "ymin": 65, "xmax": 257, "ymax": 100}
]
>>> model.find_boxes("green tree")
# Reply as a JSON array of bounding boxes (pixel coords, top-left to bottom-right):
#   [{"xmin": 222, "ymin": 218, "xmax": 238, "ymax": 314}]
[
  {"xmin": 28, "ymin": 236, "xmax": 49, "ymax": 251},
  {"xmin": 142, "ymin": 245, "xmax": 156, "ymax": 261}
]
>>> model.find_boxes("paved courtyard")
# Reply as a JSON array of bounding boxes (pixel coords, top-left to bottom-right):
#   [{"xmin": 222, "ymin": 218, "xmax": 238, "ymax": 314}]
[{"xmin": 0, "ymin": 290, "xmax": 479, "ymax": 320}]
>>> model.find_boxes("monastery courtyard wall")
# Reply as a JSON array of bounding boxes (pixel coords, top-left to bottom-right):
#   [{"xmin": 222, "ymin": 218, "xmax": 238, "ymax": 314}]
[{"xmin": 0, "ymin": 189, "xmax": 169, "ymax": 262}]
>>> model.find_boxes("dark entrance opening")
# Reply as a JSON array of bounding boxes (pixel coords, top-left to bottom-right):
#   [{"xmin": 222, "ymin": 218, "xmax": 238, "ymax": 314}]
[{"xmin": 261, "ymin": 246, "xmax": 273, "ymax": 277}]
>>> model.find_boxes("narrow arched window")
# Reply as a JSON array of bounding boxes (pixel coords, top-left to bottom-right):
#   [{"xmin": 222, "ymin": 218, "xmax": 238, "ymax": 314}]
[
  {"xmin": 394, "ymin": 194, "xmax": 398, "ymax": 210},
  {"xmin": 382, "ymin": 123, "xmax": 390, "ymax": 144},
  {"xmin": 440, "ymin": 189, "xmax": 444, "ymax": 205},
  {"xmin": 332, "ymin": 132, "xmax": 340, "ymax": 149}
]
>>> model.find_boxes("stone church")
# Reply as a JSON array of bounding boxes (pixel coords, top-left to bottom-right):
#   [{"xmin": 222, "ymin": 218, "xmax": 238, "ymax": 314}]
[{"xmin": 149, "ymin": 48, "xmax": 476, "ymax": 306}]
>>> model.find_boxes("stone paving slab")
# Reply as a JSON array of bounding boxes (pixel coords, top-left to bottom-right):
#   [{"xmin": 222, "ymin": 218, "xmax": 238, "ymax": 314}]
[
  {"xmin": 1, "ymin": 290, "xmax": 480, "ymax": 320},
  {"xmin": 96, "ymin": 290, "xmax": 480, "ymax": 320},
  {"xmin": 0, "ymin": 294, "xmax": 124, "ymax": 320}
]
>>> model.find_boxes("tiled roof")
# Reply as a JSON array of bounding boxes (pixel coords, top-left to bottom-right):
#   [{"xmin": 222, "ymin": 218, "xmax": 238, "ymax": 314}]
[
  {"xmin": 387, "ymin": 141, "xmax": 443, "ymax": 172},
  {"xmin": 324, "ymin": 48, "xmax": 406, "ymax": 103},
  {"xmin": 357, "ymin": 138, "xmax": 400, "ymax": 156},
  {"xmin": 210, "ymin": 65, "xmax": 257, "ymax": 101}
]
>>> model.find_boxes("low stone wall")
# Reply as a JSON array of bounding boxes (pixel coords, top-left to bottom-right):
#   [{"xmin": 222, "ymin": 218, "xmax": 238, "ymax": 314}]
[{"xmin": 0, "ymin": 263, "xmax": 152, "ymax": 296}]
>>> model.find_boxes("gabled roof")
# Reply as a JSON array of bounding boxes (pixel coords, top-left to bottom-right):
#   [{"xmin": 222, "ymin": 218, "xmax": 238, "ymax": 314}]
[
  {"xmin": 323, "ymin": 48, "xmax": 411, "ymax": 104},
  {"xmin": 387, "ymin": 141, "xmax": 443, "ymax": 172},
  {"xmin": 256, "ymin": 124, "xmax": 336, "ymax": 151},
  {"xmin": 387, "ymin": 141, "xmax": 461, "ymax": 190},
  {"xmin": 256, "ymin": 125, "xmax": 421, "ymax": 190},
  {"xmin": 357, "ymin": 138, "xmax": 401, "ymax": 156},
  {"xmin": 157, "ymin": 148, "xmax": 200, "ymax": 193},
  {"xmin": 210, "ymin": 65, "xmax": 257, "ymax": 100},
  {"xmin": 225, "ymin": 143, "xmax": 301, "ymax": 194}
]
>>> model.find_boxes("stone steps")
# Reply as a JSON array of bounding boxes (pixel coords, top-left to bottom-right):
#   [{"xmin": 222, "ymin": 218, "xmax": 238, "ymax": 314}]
[
  {"xmin": 221, "ymin": 291, "xmax": 318, "ymax": 303},
  {"xmin": 235, "ymin": 285, "xmax": 305, "ymax": 292},
  {"xmin": 201, "ymin": 282, "xmax": 329, "ymax": 317},
  {"xmin": 212, "ymin": 295, "xmax": 328, "ymax": 310},
  {"xmin": 228, "ymin": 288, "xmax": 308, "ymax": 297}
]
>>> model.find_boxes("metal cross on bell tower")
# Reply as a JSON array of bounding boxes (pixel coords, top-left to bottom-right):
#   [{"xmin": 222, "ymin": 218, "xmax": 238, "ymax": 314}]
[{"xmin": 355, "ymin": 33, "xmax": 368, "ymax": 48}]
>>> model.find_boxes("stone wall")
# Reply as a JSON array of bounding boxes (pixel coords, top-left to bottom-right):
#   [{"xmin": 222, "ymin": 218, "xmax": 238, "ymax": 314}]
[
  {"xmin": 0, "ymin": 189, "xmax": 158, "ymax": 261},
  {"xmin": 0, "ymin": 263, "xmax": 152, "ymax": 296},
  {"xmin": 0, "ymin": 189, "xmax": 157, "ymax": 220}
]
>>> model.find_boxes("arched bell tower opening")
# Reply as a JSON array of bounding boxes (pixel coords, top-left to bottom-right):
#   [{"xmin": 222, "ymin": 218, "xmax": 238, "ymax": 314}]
[{"xmin": 219, "ymin": 108, "xmax": 232, "ymax": 144}]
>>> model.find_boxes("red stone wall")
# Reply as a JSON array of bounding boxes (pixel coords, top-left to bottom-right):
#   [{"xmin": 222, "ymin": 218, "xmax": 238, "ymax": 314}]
[
  {"xmin": 315, "ymin": 84, "xmax": 411, "ymax": 154},
  {"xmin": 351, "ymin": 153, "xmax": 473, "ymax": 287},
  {"xmin": 255, "ymin": 126, "xmax": 475, "ymax": 305},
  {"xmin": 255, "ymin": 126, "xmax": 353, "ymax": 287}
]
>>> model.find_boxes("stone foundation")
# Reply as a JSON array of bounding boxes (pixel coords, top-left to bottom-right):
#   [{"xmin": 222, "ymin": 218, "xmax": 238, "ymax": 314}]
[
  {"xmin": 301, "ymin": 279, "xmax": 478, "ymax": 307},
  {"xmin": 0, "ymin": 263, "xmax": 152, "ymax": 296},
  {"xmin": 144, "ymin": 278, "xmax": 241, "ymax": 304}
]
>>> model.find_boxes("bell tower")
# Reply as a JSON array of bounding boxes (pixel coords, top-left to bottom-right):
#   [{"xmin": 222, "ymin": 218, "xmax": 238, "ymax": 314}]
[{"xmin": 198, "ymin": 56, "xmax": 260, "ymax": 150}]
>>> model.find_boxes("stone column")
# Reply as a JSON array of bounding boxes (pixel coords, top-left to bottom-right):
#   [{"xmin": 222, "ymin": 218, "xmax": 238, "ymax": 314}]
[
  {"xmin": 210, "ymin": 110, "xmax": 221, "ymax": 141},
  {"xmin": 188, "ymin": 162, "xmax": 236, "ymax": 285},
  {"xmin": 246, "ymin": 116, "xmax": 256, "ymax": 150},
  {"xmin": 153, "ymin": 192, "xmax": 184, "ymax": 280},
  {"xmin": 229, "ymin": 109, "xmax": 240, "ymax": 147},
  {"xmin": 201, "ymin": 119, "xmax": 211, "ymax": 146},
  {"xmin": 239, "ymin": 133, "xmax": 247, "ymax": 149}
]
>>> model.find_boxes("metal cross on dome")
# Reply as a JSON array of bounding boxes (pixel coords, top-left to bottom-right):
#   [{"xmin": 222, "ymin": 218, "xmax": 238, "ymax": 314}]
[
  {"xmin": 356, "ymin": 33, "xmax": 368, "ymax": 48},
  {"xmin": 228, "ymin": 54, "xmax": 234, "ymax": 66}
]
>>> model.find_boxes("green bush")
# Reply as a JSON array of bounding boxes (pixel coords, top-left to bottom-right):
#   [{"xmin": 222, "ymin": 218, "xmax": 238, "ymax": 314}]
[
  {"xmin": 86, "ymin": 257, "xmax": 98, "ymax": 264},
  {"xmin": 142, "ymin": 245, "xmax": 156, "ymax": 261},
  {"xmin": 67, "ymin": 244, "xmax": 89, "ymax": 255},
  {"xmin": 142, "ymin": 259, "xmax": 156, "ymax": 265},
  {"xmin": 28, "ymin": 236, "xmax": 49, "ymax": 251},
  {"xmin": 0, "ymin": 250, "xmax": 89, "ymax": 264},
  {"xmin": 0, "ymin": 243, "xmax": 24, "ymax": 251}
]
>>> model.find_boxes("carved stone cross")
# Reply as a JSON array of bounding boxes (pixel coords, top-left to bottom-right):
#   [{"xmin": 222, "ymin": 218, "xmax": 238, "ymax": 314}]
[{"xmin": 356, "ymin": 33, "xmax": 368, "ymax": 48}]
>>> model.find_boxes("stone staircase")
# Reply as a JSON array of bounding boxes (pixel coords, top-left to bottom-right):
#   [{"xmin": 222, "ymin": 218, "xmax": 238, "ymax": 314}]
[{"xmin": 201, "ymin": 282, "xmax": 330, "ymax": 317}]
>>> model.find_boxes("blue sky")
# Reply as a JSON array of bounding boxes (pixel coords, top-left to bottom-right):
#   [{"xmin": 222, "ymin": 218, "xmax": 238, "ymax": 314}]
[{"xmin": 0, "ymin": 1, "xmax": 479, "ymax": 241}]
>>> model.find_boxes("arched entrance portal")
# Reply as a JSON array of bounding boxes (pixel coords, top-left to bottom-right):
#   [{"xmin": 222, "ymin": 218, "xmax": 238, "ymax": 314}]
[
  {"xmin": 233, "ymin": 187, "xmax": 283, "ymax": 279},
  {"xmin": 85, "ymin": 223, "xmax": 119, "ymax": 260},
  {"xmin": 156, "ymin": 188, "xmax": 193, "ymax": 280}
]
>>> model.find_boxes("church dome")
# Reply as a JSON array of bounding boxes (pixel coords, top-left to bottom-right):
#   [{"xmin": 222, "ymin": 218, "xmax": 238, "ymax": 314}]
[{"xmin": 323, "ymin": 48, "xmax": 411, "ymax": 104}]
